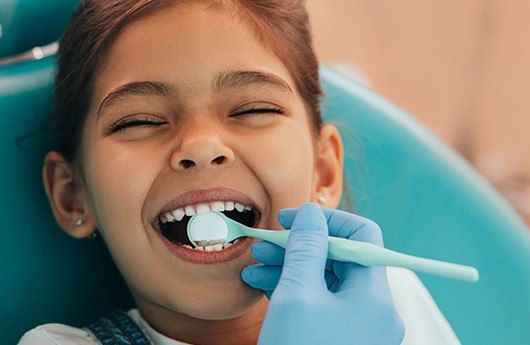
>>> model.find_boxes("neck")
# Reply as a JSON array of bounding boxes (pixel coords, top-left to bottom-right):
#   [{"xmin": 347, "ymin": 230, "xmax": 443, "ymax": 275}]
[{"xmin": 135, "ymin": 296, "xmax": 269, "ymax": 345}]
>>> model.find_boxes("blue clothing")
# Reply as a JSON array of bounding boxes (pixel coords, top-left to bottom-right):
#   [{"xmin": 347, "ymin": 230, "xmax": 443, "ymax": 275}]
[{"xmin": 84, "ymin": 310, "xmax": 152, "ymax": 345}]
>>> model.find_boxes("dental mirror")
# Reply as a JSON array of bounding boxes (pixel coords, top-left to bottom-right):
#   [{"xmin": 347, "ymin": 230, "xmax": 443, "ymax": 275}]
[{"xmin": 187, "ymin": 212, "xmax": 229, "ymax": 246}]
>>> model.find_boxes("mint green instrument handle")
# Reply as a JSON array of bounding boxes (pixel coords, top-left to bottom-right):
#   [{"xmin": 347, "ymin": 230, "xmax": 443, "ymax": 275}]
[
  {"xmin": 243, "ymin": 227, "xmax": 479, "ymax": 283},
  {"xmin": 328, "ymin": 236, "xmax": 479, "ymax": 282}
]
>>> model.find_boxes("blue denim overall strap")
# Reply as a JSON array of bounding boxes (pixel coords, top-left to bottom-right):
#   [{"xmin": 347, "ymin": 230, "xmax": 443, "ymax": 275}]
[{"xmin": 83, "ymin": 310, "xmax": 153, "ymax": 345}]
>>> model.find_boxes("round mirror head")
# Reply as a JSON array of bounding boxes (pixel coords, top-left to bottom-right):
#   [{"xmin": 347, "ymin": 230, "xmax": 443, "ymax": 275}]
[{"xmin": 187, "ymin": 212, "xmax": 229, "ymax": 247}]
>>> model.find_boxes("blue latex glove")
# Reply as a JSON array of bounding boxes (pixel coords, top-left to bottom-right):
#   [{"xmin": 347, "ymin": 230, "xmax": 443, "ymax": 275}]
[{"xmin": 241, "ymin": 202, "xmax": 404, "ymax": 344}]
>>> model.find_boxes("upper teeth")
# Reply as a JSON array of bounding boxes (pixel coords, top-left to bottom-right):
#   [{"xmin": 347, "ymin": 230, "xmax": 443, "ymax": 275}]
[{"xmin": 160, "ymin": 201, "xmax": 253, "ymax": 223}]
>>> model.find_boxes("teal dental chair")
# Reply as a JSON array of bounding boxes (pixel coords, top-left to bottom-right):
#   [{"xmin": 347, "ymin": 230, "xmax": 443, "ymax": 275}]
[{"xmin": 2, "ymin": 4, "xmax": 530, "ymax": 344}]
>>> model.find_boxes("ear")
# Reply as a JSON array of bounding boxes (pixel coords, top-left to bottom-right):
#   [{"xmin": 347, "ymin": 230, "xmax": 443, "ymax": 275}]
[
  {"xmin": 312, "ymin": 124, "xmax": 344, "ymax": 208},
  {"xmin": 42, "ymin": 151, "xmax": 96, "ymax": 239}
]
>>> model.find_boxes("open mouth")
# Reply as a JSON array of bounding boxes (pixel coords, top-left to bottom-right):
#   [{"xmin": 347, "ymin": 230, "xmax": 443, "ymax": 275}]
[{"xmin": 156, "ymin": 201, "xmax": 260, "ymax": 251}]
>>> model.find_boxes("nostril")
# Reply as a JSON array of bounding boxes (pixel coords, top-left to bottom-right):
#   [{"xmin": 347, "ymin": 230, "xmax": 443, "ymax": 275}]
[
  {"xmin": 211, "ymin": 156, "xmax": 225, "ymax": 165},
  {"xmin": 180, "ymin": 159, "xmax": 195, "ymax": 169}
]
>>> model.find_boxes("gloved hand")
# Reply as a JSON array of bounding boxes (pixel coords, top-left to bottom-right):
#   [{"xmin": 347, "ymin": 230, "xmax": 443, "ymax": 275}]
[{"xmin": 241, "ymin": 202, "xmax": 404, "ymax": 345}]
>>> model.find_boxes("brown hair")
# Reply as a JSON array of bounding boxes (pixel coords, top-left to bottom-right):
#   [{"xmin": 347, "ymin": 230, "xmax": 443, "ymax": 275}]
[{"xmin": 54, "ymin": 0, "xmax": 323, "ymax": 164}]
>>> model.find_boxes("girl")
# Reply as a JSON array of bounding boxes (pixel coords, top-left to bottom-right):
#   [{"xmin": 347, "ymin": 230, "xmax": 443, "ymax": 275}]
[{"xmin": 20, "ymin": 0, "xmax": 458, "ymax": 344}]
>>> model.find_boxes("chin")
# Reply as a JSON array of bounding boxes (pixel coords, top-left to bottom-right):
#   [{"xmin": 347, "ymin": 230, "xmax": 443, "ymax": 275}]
[{"xmin": 186, "ymin": 281, "xmax": 265, "ymax": 320}]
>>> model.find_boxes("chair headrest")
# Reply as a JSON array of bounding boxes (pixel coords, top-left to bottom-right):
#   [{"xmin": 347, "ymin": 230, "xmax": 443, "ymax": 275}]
[{"xmin": 0, "ymin": 0, "xmax": 78, "ymax": 60}]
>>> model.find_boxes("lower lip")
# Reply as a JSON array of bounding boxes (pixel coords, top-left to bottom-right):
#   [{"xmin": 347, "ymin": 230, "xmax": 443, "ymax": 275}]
[{"xmin": 157, "ymin": 232, "xmax": 253, "ymax": 264}]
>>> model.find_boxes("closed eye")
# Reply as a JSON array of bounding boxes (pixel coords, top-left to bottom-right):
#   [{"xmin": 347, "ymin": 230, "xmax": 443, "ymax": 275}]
[
  {"xmin": 230, "ymin": 102, "xmax": 286, "ymax": 117},
  {"xmin": 109, "ymin": 114, "xmax": 167, "ymax": 133}
]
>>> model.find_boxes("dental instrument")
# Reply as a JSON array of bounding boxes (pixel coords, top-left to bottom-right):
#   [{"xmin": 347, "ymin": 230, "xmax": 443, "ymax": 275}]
[{"xmin": 187, "ymin": 212, "xmax": 479, "ymax": 283}]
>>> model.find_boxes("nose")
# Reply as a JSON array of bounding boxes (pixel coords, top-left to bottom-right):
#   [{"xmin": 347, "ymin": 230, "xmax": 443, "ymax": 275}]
[{"xmin": 170, "ymin": 123, "xmax": 235, "ymax": 172}]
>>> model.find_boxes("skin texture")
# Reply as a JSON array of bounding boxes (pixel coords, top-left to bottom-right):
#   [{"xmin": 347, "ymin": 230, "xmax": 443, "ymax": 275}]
[{"xmin": 43, "ymin": 2, "xmax": 344, "ymax": 344}]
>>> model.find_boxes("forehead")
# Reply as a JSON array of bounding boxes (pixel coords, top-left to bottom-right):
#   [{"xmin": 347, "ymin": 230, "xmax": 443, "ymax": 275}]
[{"xmin": 92, "ymin": 1, "xmax": 299, "ymax": 106}]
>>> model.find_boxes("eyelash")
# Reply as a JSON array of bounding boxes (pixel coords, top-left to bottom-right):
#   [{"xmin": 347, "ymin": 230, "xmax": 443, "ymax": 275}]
[
  {"xmin": 231, "ymin": 106, "xmax": 285, "ymax": 117},
  {"xmin": 109, "ymin": 114, "xmax": 166, "ymax": 133}
]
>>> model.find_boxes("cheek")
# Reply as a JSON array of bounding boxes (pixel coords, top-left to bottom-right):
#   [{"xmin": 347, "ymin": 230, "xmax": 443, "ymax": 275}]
[
  {"xmin": 243, "ymin": 122, "xmax": 316, "ymax": 211},
  {"xmin": 82, "ymin": 140, "xmax": 162, "ymax": 239}
]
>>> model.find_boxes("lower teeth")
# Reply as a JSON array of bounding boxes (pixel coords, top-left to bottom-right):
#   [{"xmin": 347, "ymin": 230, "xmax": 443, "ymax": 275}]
[{"xmin": 181, "ymin": 239, "xmax": 240, "ymax": 252}]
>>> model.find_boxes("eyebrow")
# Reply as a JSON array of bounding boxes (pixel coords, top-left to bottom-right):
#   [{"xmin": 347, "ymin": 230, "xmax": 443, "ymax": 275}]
[
  {"xmin": 97, "ymin": 81, "xmax": 176, "ymax": 120},
  {"xmin": 214, "ymin": 70, "xmax": 293, "ymax": 95},
  {"xmin": 97, "ymin": 70, "xmax": 293, "ymax": 120}
]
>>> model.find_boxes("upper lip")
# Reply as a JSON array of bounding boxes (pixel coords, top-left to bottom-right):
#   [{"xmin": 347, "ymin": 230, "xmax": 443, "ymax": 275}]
[{"xmin": 151, "ymin": 187, "xmax": 260, "ymax": 225}]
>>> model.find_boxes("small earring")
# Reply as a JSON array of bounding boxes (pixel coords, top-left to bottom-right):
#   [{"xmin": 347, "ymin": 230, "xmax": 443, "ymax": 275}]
[
  {"xmin": 65, "ymin": 168, "xmax": 73, "ymax": 182},
  {"xmin": 75, "ymin": 219, "xmax": 84, "ymax": 226},
  {"xmin": 317, "ymin": 196, "xmax": 328, "ymax": 205},
  {"xmin": 88, "ymin": 231, "xmax": 98, "ymax": 240}
]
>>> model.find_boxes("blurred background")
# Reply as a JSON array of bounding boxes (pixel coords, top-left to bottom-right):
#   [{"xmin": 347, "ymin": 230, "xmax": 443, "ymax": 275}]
[
  {"xmin": 1, "ymin": 0, "xmax": 529, "ymax": 225},
  {"xmin": 307, "ymin": 0, "xmax": 530, "ymax": 226}
]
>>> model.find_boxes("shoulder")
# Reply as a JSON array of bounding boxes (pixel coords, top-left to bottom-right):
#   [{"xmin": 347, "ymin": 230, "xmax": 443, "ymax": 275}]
[
  {"xmin": 18, "ymin": 323, "xmax": 99, "ymax": 345},
  {"xmin": 387, "ymin": 267, "xmax": 461, "ymax": 345}
]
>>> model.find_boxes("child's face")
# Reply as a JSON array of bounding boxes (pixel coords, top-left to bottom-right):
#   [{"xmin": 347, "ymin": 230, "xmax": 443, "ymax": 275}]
[{"xmin": 62, "ymin": 2, "xmax": 341, "ymax": 324}]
